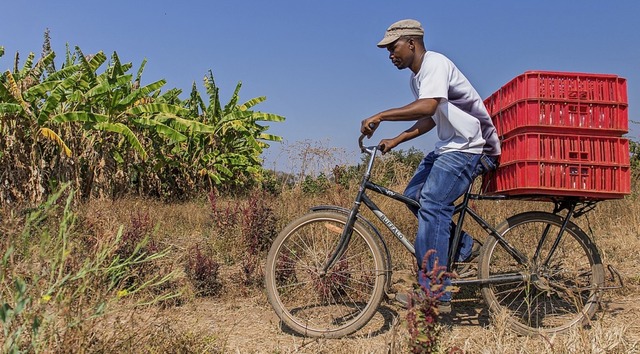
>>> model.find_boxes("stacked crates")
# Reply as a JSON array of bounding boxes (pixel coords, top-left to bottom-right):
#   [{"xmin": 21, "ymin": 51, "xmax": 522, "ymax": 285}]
[{"xmin": 483, "ymin": 71, "xmax": 630, "ymax": 200}]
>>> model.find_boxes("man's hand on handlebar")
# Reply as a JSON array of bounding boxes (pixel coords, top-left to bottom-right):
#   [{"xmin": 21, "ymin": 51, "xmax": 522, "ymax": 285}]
[
  {"xmin": 360, "ymin": 115, "xmax": 381, "ymax": 138},
  {"xmin": 378, "ymin": 138, "xmax": 398, "ymax": 154},
  {"xmin": 360, "ymin": 114, "xmax": 400, "ymax": 153}
]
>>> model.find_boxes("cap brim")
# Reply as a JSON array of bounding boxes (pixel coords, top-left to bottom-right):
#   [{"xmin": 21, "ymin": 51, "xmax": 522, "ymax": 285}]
[{"xmin": 377, "ymin": 35, "xmax": 399, "ymax": 48}]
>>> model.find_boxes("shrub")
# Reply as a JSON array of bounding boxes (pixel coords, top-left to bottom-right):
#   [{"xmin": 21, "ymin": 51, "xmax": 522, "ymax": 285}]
[
  {"xmin": 184, "ymin": 245, "xmax": 222, "ymax": 297},
  {"xmin": 301, "ymin": 173, "xmax": 331, "ymax": 195},
  {"xmin": 240, "ymin": 192, "xmax": 278, "ymax": 287},
  {"xmin": 208, "ymin": 190, "xmax": 240, "ymax": 230}
]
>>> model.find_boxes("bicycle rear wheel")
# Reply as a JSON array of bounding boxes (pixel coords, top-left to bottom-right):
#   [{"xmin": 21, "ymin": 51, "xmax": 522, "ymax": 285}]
[
  {"xmin": 479, "ymin": 211, "xmax": 604, "ymax": 335},
  {"xmin": 265, "ymin": 210, "xmax": 387, "ymax": 338}
]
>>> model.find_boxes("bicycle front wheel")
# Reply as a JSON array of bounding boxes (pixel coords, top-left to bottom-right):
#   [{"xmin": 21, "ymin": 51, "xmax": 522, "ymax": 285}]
[
  {"xmin": 479, "ymin": 211, "xmax": 605, "ymax": 336},
  {"xmin": 265, "ymin": 210, "xmax": 387, "ymax": 338}
]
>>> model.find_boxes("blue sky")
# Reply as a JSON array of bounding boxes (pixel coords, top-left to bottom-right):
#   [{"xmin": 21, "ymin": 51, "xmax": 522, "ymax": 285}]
[{"xmin": 2, "ymin": 1, "xmax": 639, "ymax": 172}]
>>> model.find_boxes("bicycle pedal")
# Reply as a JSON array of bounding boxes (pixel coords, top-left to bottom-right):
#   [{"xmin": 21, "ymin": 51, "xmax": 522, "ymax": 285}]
[{"xmin": 453, "ymin": 262, "xmax": 477, "ymax": 278}]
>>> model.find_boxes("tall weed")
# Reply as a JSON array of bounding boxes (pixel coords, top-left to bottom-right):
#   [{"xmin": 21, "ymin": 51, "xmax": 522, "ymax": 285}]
[
  {"xmin": 0, "ymin": 184, "xmax": 180, "ymax": 351},
  {"xmin": 240, "ymin": 192, "xmax": 277, "ymax": 287},
  {"xmin": 406, "ymin": 250, "xmax": 455, "ymax": 354}
]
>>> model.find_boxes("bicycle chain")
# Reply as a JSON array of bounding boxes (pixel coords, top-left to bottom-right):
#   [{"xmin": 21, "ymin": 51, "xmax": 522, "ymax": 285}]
[{"xmin": 451, "ymin": 296, "xmax": 482, "ymax": 303}]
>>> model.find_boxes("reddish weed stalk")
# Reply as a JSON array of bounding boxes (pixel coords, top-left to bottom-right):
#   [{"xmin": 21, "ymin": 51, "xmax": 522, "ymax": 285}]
[{"xmin": 406, "ymin": 249, "xmax": 457, "ymax": 354}]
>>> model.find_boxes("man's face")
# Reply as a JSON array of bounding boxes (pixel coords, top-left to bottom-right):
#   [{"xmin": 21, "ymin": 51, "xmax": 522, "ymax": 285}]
[{"xmin": 386, "ymin": 38, "xmax": 413, "ymax": 70}]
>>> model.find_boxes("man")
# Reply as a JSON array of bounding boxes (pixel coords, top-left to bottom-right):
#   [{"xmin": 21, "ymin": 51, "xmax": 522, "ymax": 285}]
[{"xmin": 361, "ymin": 19, "xmax": 501, "ymax": 312}]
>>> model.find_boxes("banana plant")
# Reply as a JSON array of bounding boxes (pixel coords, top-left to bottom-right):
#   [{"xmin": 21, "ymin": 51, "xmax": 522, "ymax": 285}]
[
  {"xmin": 1, "ymin": 37, "xmax": 286, "ymax": 203},
  {"xmin": 174, "ymin": 70, "xmax": 285, "ymax": 187},
  {"xmin": 0, "ymin": 49, "xmax": 74, "ymax": 203}
]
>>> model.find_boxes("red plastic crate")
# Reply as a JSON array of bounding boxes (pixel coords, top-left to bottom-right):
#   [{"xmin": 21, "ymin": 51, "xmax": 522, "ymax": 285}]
[
  {"xmin": 484, "ymin": 94, "xmax": 499, "ymax": 117},
  {"xmin": 484, "ymin": 161, "xmax": 631, "ymax": 200},
  {"xmin": 500, "ymin": 133, "xmax": 630, "ymax": 166},
  {"xmin": 491, "ymin": 99, "xmax": 628, "ymax": 137},
  {"xmin": 484, "ymin": 71, "xmax": 628, "ymax": 116}
]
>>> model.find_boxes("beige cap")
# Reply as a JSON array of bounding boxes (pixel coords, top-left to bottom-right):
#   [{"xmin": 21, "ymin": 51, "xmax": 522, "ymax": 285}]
[{"xmin": 377, "ymin": 19, "xmax": 424, "ymax": 48}]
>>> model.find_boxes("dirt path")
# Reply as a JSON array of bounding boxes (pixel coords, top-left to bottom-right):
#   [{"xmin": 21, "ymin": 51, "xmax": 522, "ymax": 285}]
[{"xmin": 159, "ymin": 284, "xmax": 640, "ymax": 353}]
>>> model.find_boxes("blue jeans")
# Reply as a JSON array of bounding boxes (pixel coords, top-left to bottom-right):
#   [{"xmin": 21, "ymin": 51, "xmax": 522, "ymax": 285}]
[{"xmin": 403, "ymin": 151, "xmax": 497, "ymax": 302}]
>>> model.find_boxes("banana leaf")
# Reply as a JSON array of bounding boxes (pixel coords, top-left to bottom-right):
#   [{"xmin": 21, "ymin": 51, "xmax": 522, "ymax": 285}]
[
  {"xmin": 238, "ymin": 96, "xmax": 266, "ymax": 111},
  {"xmin": 52, "ymin": 112, "xmax": 109, "ymax": 124},
  {"xmin": 37, "ymin": 72, "xmax": 82, "ymax": 125},
  {"xmin": 165, "ymin": 116, "xmax": 217, "ymax": 134},
  {"xmin": 23, "ymin": 80, "xmax": 60, "ymax": 101},
  {"xmin": 92, "ymin": 121, "xmax": 147, "ymax": 160},
  {"xmin": 222, "ymin": 81, "xmax": 242, "ymax": 114},
  {"xmin": 133, "ymin": 117, "xmax": 187, "ymax": 143},
  {"xmin": 253, "ymin": 112, "xmax": 285, "ymax": 122},
  {"xmin": 85, "ymin": 74, "xmax": 132, "ymax": 99},
  {"xmin": 117, "ymin": 79, "xmax": 166, "ymax": 107},
  {"xmin": 258, "ymin": 132, "xmax": 283, "ymax": 142},
  {"xmin": 126, "ymin": 103, "xmax": 191, "ymax": 118},
  {"xmin": 39, "ymin": 127, "xmax": 72, "ymax": 157},
  {"xmin": 0, "ymin": 103, "xmax": 22, "ymax": 115}
]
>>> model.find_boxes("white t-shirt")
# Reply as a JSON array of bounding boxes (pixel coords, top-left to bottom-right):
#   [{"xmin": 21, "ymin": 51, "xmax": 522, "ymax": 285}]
[{"xmin": 410, "ymin": 51, "xmax": 501, "ymax": 156}]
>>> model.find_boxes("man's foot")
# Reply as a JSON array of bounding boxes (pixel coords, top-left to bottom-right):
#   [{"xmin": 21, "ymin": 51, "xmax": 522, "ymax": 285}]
[
  {"xmin": 394, "ymin": 292, "xmax": 452, "ymax": 314},
  {"xmin": 456, "ymin": 241, "xmax": 481, "ymax": 277}
]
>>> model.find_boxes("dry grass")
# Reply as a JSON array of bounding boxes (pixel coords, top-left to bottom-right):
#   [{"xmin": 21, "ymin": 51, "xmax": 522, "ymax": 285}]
[
  {"xmin": 2, "ymin": 166, "xmax": 639, "ymax": 353},
  {"xmin": 90, "ymin": 183, "xmax": 640, "ymax": 352}
]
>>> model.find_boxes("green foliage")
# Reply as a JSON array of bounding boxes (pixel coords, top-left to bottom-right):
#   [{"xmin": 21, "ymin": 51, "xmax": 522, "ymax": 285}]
[
  {"xmin": 387, "ymin": 147, "xmax": 425, "ymax": 168},
  {"xmin": 630, "ymin": 139, "xmax": 640, "ymax": 170},
  {"xmin": 329, "ymin": 147, "xmax": 425, "ymax": 189},
  {"xmin": 259, "ymin": 169, "xmax": 285, "ymax": 195},
  {"xmin": 1, "ymin": 277, "xmax": 36, "ymax": 354},
  {"xmin": 332, "ymin": 164, "xmax": 362, "ymax": 189},
  {"xmin": 0, "ymin": 33, "xmax": 285, "ymax": 204},
  {"xmin": 301, "ymin": 172, "xmax": 331, "ymax": 195},
  {"xmin": 380, "ymin": 147, "xmax": 424, "ymax": 184}
]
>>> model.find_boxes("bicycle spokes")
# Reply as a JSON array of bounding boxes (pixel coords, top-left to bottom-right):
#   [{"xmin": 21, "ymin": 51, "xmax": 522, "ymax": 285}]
[{"xmin": 480, "ymin": 212, "xmax": 604, "ymax": 335}]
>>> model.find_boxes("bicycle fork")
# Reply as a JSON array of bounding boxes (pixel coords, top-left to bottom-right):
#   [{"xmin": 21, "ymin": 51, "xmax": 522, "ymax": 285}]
[
  {"xmin": 322, "ymin": 147, "xmax": 379, "ymax": 274},
  {"xmin": 321, "ymin": 204, "xmax": 360, "ymax": 275}
]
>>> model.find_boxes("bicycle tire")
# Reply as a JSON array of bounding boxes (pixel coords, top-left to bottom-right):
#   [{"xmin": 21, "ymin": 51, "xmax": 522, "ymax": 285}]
[
  {"xmin": 265, "ymin": 210, "xmax": 387, "ymax": 338},
  {"xmin": 479, "ymin": 211, "xmax": 604, "ymax": 336}
]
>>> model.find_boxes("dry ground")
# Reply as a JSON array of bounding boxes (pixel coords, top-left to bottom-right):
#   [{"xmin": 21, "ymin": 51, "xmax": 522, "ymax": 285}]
[
  {"xmin": 147, "ymin": 267, "xmax": 640, "ymax": 353},
  {"xmin": 80, "ymin": 190, "xmax": 640, "ymax": 353}
]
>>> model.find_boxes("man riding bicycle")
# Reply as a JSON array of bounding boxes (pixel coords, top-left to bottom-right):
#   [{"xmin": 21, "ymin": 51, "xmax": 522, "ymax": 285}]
[{"xmin": 361, "ymin": 19, "xmax": 501, "ymax": 312}]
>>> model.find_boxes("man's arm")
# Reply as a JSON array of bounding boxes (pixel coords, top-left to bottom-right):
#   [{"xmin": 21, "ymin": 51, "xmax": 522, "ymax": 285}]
[
  {"xmin": 361, "ymin": 97, "xmax": 440, "ymax": 137},
  {"xmin": 378, "ymin": 117, "xmax": 435, "ymax": 153}
]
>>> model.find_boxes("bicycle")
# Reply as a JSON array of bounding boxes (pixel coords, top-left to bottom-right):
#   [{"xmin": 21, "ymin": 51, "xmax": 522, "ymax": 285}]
[{"xmin": 264, "ymin": 135, "xmax": 623, "ymax": 338}]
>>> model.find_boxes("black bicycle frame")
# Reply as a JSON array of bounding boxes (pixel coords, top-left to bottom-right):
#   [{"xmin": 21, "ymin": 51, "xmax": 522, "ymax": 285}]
[{"xmin": 323, "ymin": 143, "xmax": 578, "ymax": 287}]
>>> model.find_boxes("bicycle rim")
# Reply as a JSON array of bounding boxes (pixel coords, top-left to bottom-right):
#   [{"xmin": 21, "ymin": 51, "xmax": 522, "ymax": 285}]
[
  {"xmin": 479, "ymin": 211, "xmax": 604, "ymax": 335},
  {"xmin": 265, "ymin": 211, "xmax": 387, "ymax": 338}
]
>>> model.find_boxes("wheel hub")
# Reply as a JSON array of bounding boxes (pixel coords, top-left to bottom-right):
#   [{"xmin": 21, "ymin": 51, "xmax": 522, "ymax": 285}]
[{"xmin": 530, "ymin": 274, "xmax": 552, "ymax": 292}]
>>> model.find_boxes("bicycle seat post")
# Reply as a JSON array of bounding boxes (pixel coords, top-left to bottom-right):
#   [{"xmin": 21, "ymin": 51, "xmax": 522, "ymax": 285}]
[{"xmin": 448, "ymin": 182, "xmax": 474, "ymax": 270}]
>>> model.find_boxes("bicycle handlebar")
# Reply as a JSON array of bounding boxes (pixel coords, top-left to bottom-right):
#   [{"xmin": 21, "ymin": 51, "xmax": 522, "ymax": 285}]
[
  {"xmin": 358, "ymin": 134, "xmax": 382, "ymax": 154},
  {"xmin": 359, "ymin": 123, "xmax": 385, "ymax": 153}
]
